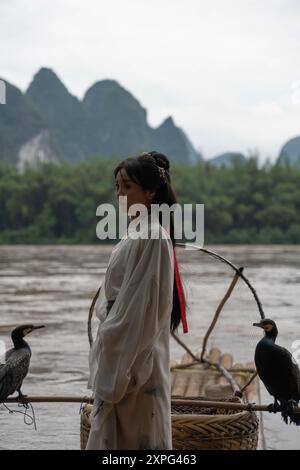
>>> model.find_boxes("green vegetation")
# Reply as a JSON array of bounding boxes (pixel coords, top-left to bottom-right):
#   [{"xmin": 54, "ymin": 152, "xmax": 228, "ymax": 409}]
[{"xmin": 0, "ymin": 157, "xmax": 300, "ymax": 244}]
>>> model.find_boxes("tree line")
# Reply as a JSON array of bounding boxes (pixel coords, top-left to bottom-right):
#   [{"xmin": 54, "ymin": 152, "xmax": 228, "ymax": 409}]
[{"xmin": 0, "ymin": 157, "xmax": 299, "ymax": 244}]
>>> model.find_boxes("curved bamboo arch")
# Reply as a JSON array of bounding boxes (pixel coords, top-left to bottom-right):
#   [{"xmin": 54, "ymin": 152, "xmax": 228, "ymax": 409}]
[
  {"xmin": 88, "ymin": 242, "xmax": 265, "ymax": 348},
  {"xmin": 175, "ymin": 242, "xmax": 265, "ymax": 320}
]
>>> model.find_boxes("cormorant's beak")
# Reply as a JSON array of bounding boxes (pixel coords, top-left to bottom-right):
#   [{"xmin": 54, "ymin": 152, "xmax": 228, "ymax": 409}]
[
  {"xmin": 23, "ymin": 325, "xmax": 45, "ymax": 337},
  {"xmin": 253, "ymin": 322, "xmax": 264, "ymax": 329}
]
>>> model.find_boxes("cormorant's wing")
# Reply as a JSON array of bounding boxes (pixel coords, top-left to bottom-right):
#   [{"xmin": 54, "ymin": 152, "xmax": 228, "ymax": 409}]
[
  {"xmin": 0, "ymin": 348, "xmax": 31, "ymax": 401},
  {"xmin": 0, "ymin": 349, "xmax": 14, "ymax": 381},
  {"xmin": 0, "ymin": 364, "xmax": 5, "ymax": 382},
  {"xmin": 271, "ymin": 343, "xmax": 300, "ymax": 400},
  {"xmin": 5, "ymin": 348, "xmax": 15, "ymax": 361},
  {"xmin": 292, "ymin": 356, "xmax": 300, "ymax": 398}
]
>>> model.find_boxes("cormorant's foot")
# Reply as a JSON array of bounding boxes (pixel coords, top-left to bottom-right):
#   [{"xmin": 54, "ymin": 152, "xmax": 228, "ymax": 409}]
[
  {"xmin": 286, "ymin": 399, "xmax": 298, "ymax": 414},
  {"xmin": 267, "ymin": 402, "xmax": 280, "ymax": 413},
  {"xmin": 234, "ymin": 390, "xmax": 243, "ymax": 398},
  {"xmin": 17, "ymin": 391, "xmax": 28, "ymax": 407}
]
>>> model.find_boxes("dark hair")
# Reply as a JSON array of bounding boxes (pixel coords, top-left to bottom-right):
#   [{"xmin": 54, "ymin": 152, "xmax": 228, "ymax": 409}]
[{"xmin": 114, "ymin": 150, "xmax": 186, "ymax": 334}]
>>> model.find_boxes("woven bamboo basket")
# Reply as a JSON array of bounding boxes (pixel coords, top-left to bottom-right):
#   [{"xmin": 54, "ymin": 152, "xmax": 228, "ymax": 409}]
[
  {"xmin": 80, "ymin": 394, "xmax": 258, "ymax": 450},
  {"xmin": 170, "ymin": 396, "xmax": 258, "ymax": 450}
]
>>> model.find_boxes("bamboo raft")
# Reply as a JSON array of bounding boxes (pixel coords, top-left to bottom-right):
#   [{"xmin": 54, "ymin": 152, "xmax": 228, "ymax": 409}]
[{"xmin": 80, "ymin": 346, "xmax": 261, "ymax": 450}]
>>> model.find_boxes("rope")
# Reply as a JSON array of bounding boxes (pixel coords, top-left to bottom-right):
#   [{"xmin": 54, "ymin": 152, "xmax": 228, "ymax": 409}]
[{"xmin": 1, "ymin": 401, "xmax": 37, "ymax": 430}]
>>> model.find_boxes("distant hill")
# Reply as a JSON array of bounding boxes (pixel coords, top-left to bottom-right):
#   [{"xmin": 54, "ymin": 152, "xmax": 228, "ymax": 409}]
[
  {"xmin": 0, "ymin": 67, "xmax": 202, "ymax": 168},
  {"xmin": 26, "ymin": 67, "xmax": 90, "ymax": 164},
  {"xmin": 0, "ymin": 79, "xmax": 45, "ymax": 165},
  {"xmin": 207, "ymin": 152, "xmax": 247, "ymax": 168},
  {"xmin": 277, "ymin": 136, "xmax": 300, "ymax": 168}
]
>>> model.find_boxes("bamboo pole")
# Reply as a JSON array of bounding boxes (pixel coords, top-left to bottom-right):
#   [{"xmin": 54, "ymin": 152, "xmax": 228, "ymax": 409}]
[
  {"xmin": 3, "ymin": 396, "xmax": 300, "ymax": 414},
  {"xmin": 171, "ymin": 333, "xmax": 242, "ymax": 394},
  {"xmin": 170, "ymin": 361, "xmax": 255, "ymax": 374},
  {"xmin": 200, "ymin": 267, "xmax": 243, "ymax": 362}
]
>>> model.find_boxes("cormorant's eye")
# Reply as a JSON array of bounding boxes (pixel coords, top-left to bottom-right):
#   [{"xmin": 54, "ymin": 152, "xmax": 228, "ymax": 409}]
[{"xmin": 264, "ymin": 324, "xmax": 273, "ymax": 332}]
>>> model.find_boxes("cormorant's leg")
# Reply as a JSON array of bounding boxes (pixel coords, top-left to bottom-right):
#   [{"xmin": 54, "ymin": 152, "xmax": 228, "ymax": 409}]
[
  {"xmin": 274, "ymin": 398, "xmax": 280, "ymax": 412},
  {"xmin": 17, "ymin": 389, "xmax": 28, "ymax": 407},
  {"xmin": 17, "ymin": 389, "xmax": 27, "ymax": 399},
  {"xmin": 267, "ymin": 398, "xmax": 280, "ymax": 413},
  {"xmin": 267, "ymin": 403, "xmax": 275, "ymax": 412},
  {"xmin": 285, "ymin": 399, "xmax": 300, "ymax": 425},
  {"xmin": 286, "ymin": 399, "xmax": 297, "ymax": 414}
]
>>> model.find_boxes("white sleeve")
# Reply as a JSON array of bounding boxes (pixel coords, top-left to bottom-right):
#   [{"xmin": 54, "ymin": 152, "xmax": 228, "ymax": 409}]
[{"xmin": 92, "ymin": 232, "xmax": 174, "ymax": 404}]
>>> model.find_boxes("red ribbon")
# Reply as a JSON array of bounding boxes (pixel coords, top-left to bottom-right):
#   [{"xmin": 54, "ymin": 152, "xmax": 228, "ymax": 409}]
[{"xmin": 173, "ymin": 249, "xmax": 188, "ymax": 334}]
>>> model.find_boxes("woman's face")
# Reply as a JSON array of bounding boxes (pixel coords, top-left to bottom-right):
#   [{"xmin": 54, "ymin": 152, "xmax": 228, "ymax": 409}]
[{"xmin": 115, "ymin": 168, "xmax": 155, "ymax": 216}]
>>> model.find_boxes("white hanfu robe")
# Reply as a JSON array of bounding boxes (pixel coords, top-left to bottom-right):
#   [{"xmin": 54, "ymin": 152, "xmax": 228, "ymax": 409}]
[{"xmin": 86, "ymin": 211, "xmax": 174, "ymax": 450}]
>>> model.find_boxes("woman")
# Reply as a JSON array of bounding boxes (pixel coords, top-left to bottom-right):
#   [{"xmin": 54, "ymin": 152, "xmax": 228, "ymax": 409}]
[{"xmin": 86, "ymin": 151, "xmax": 188, "ymax": 450}]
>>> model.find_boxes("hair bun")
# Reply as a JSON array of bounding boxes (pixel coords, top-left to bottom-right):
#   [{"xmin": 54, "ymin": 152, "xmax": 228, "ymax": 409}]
[{"xmin": 150, "ymin": 151, "xmax": 170, "ymax": 171}]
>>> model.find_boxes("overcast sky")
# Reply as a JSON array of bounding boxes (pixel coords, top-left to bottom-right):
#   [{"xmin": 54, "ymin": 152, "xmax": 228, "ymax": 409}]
[{"xmin": 1, "ymin": 0, "xmax": 300, "ymax": 162}]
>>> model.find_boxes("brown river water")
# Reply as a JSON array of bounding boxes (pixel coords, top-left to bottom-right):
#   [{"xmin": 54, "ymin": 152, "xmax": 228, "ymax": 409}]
[{"xmin": 0, "ymin": 244, "xmax": 299, "ymax": 450}]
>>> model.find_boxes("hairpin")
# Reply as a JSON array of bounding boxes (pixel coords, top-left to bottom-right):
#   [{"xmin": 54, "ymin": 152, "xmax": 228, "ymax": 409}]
[
  {"xmin": 141, "ymin": 152, "xmax": 152, "ymax": 157},
  {"xmin": 141, "ymin": 152, "xmax": 168, "ymax": 183},
  {"xmin": 158, "ymin": 166, "xmax": 168, "ymax": 184}
]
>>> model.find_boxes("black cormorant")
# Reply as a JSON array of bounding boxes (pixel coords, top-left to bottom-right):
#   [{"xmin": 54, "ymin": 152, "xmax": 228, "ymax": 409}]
[
  {"xmin": 0, "ymin": 324, "xmax": 45, "ymax": 402},
  {"xmin": 253, "ymin": 318, "xmax": 300, "ymax": 425}
]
